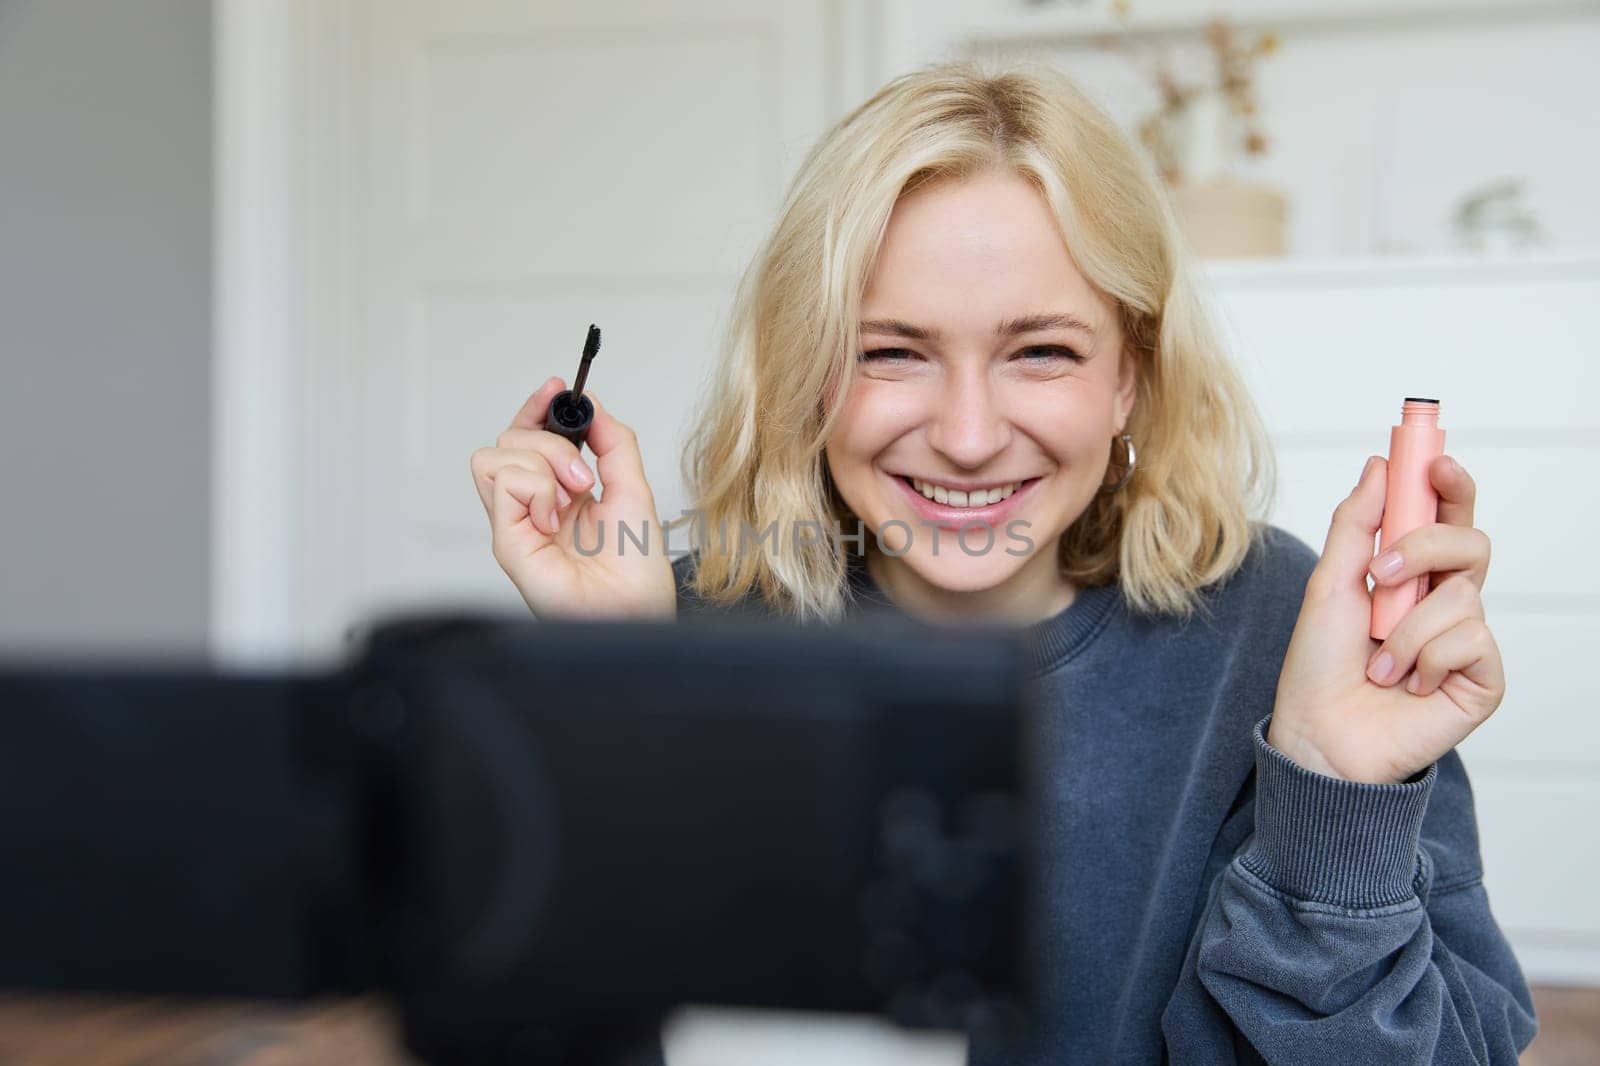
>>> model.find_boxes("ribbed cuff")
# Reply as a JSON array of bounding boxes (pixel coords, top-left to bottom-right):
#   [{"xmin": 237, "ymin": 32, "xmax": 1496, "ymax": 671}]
[{"xmin": 1239, "ymin": 715, "xmax": 1436, "ymax": 909}]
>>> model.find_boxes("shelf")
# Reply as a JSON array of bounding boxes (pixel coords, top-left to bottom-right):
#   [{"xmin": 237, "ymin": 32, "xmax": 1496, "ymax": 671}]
[
  {"xmin": 962, "ymin": 0, "xmax": 1599, "ymax": 47},
  {"xmin": 1197, "ymin": 247, "xmax": 1600, "ymax": 288}
]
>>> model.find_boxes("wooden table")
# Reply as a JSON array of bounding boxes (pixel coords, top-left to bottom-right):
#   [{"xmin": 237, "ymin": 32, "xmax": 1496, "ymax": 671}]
[
  {"xmin": 1, "ymin": 986, "xmax": 1595, "ymax": 1064},
  {"xmin": 0, "ymin": 994, "xmax": 416, "ymax": 1066}
]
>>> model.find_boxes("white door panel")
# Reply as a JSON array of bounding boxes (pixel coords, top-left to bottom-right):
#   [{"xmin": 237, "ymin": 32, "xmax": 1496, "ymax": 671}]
[{"xmin": 345, "ymin": 0, "xmax": 832, "ymax": 622}]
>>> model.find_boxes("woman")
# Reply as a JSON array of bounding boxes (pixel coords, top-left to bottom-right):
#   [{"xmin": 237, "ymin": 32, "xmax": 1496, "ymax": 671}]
[{"xmin": 469, "ymin": 60, "xmax": 1537, "ymax": 1063}]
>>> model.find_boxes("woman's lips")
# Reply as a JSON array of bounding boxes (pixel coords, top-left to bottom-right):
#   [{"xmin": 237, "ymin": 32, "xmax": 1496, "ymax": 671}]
[{"xmin": 890, "ymin": 474, "xmax": 1041, "ymax": 532}]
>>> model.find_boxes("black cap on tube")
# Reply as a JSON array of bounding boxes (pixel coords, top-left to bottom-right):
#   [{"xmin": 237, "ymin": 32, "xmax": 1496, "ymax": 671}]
[
  {"xmin": 545, "ymin": 390, "xmax": 595, "ymax": 449},
  {"xmin": 545, "ymin": 324, "xmax": 601, "ymax": 449}
]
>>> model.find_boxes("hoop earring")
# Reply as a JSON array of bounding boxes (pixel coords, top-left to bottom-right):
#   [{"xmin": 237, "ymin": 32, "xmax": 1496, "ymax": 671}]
[{"xmin": 1101, "ymin": 433, "xmax": 1137, "ymax": 493}]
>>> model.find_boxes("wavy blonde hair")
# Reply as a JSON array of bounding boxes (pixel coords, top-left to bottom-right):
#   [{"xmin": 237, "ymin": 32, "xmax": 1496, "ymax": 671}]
[{"xmin": 677, "ymin": 58, "xmax": 1276, "ymax": 622}]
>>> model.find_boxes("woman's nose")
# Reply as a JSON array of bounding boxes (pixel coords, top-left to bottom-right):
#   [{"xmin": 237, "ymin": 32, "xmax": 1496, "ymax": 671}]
[{"xmin": 926, "ymin": 371, "xmax": 1011, "ymax": 468}]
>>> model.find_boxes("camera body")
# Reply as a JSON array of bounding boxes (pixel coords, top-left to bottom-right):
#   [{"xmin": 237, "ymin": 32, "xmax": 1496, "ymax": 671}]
[{"xmin": 1, "ymin": 613, "xmax": 1035, "ymax": 1064}]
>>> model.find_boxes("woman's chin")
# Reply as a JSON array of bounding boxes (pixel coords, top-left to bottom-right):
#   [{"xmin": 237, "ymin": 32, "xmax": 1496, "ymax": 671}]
[{"xmin": 899, "ymin": 547, "xmax": 1025, "ymax": 594}]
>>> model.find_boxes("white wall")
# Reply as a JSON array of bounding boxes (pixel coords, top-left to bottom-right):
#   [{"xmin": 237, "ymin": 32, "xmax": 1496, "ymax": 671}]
[{"xmin": 0, "ymin": 0, "xmax": 213, "ymax": 657}]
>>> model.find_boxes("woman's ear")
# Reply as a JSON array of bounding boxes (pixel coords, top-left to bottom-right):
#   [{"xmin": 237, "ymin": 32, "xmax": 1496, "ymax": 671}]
[{"xmin": 1115, "ymin": 347, "xmax": 1138, "ymax": 434}]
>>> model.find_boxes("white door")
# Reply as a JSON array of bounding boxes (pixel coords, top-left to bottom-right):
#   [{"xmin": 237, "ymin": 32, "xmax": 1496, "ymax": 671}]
[{"xmin": 303, "ymin": 0, "xmax": 839, "ymax": 647}]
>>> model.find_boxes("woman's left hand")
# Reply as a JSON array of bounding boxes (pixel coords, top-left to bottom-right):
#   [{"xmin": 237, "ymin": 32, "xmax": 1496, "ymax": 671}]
[{"xmin": 1266, "ymin": 454, "xmax": 1504, "ymax": 785}]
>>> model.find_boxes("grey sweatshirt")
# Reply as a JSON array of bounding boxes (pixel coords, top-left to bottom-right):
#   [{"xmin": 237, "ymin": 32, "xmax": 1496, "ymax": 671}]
[{"xmin": 672, "ymin": 523, "xmax": 1538, "ymax": 1064}]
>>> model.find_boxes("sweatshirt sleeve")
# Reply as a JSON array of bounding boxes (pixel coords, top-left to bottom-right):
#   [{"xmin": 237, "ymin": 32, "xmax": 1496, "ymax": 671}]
[{"xmin": 1160, "ymin": 715, "xmax": 1539, "ymax": 1064}]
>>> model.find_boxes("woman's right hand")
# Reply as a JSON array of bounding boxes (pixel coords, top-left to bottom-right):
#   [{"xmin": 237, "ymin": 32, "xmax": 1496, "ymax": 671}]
[{"xmin": 470, "ymin": 376, "xmax": 676, "ymax": 620}]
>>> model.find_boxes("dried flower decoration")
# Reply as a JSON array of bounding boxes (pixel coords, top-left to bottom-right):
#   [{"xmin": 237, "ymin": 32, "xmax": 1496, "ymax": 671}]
[{"xmin": 1098, "ymin": 4, "xmax": 1279, "ymax": 185}]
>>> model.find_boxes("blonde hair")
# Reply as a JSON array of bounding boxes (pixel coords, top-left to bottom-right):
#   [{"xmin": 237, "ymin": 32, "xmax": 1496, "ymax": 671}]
[{"xmin": 678, "ymin": 58, "xmax": 1276, "ymax": 622}]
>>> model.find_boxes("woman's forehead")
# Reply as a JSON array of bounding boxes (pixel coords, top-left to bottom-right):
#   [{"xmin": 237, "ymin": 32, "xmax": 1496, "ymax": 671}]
[{"xmin": 863, "ymin": 173, "xmax": 1108, "ymax": 326}]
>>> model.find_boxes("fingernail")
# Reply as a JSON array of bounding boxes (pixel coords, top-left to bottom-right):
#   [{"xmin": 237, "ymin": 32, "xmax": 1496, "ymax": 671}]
[
  {"xmin": 1371, "ymin": 550, "xmax": 1403, "ymax": 580},
  {"xmin": 1368, "ymin": 651, "xmax": 1395, "ymax": 684},
  {"xmin": 569, "ymin": 458, "xmax": 593, "ymax": 487},
  {"xmin": 1449, "ymin": 456, "xmax": 1463, "ymax": 476},
  {"xmin": 1406, "ymin": 673, "xmax": 1423, "ymax": 694},
  {"xmin": 548, "ymin": 509, "xmax": 560, "ymax": 533},
  {"xmin": 555, "ymin": 484, "xmax": 571, "ymax": 509}
]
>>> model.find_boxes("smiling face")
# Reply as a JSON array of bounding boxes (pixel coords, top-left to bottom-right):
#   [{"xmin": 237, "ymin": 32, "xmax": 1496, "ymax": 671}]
[{"xmin": 823, "ymin": 166, "xmax": 1136, "ymax": 619}]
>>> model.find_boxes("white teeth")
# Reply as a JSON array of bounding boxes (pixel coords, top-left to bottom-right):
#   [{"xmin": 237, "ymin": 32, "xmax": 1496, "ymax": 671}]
[{"xmin": 910, "ymin": 478, "xmax": 1024, "ymax": 508}]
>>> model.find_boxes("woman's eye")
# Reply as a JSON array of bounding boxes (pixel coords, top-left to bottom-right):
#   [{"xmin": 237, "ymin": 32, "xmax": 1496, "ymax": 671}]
[
  {"xmin": 1018, "ymin": 345, "xmax": 1084, "ymax": 363},
  {"xmin": 857, "ymin": 346, "xmax": 1083, "ymax": 363}
]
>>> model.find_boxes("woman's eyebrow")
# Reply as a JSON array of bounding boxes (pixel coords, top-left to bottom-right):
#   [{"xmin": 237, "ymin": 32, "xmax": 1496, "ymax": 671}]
[
  {"xmin": 996, "ymin": 312, "xmax": 1097, "ymax": 338},
  {"xmin": 858, "ymin": 312, "xmax": 1097, "ymax": 341}
]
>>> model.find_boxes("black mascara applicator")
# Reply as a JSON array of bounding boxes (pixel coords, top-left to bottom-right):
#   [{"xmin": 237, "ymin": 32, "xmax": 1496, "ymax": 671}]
[{"xmin": 545, "ymin": 324, "xmax": 601, "ymax": 449}]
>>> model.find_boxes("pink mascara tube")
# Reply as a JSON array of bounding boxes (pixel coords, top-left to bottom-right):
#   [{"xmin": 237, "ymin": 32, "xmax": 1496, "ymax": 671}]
[{"xmin": 1370, "ymin": 397, "xmax": 1446, "ymax": 641}]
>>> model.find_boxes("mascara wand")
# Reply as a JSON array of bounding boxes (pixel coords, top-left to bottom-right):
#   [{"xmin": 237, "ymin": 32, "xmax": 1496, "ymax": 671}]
[{"xmin": 545, "ymin": 324, "xmax": 601, "ymax": 449}]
